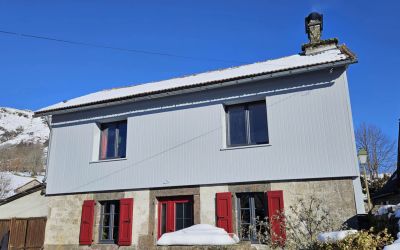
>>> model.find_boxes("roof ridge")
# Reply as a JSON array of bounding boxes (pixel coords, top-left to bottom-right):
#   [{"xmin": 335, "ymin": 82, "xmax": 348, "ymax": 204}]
[
  {"xmin": 99, "ymin": 52, "xmax": 303, "ymax": 93},
  {"xmin": 35, "ymin": 48, "xmax": 353, "ymax": 116}
]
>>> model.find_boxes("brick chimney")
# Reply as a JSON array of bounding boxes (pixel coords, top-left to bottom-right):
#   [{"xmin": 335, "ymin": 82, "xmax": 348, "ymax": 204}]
[
  {"xmin": 305, "ymin": 12, "xmax": 323, "ymax": 43},
  {"xmin": 302, "ymin": 12, "xmax": 339, "ymax": 55}
]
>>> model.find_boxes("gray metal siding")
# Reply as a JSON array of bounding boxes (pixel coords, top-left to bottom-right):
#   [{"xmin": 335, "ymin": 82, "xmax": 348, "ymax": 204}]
[{"xmin": 46, "ymin": 68, "xmax": 360, "ymax": 194}]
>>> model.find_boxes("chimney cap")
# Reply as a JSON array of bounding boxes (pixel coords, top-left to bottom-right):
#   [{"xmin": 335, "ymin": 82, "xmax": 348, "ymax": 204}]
[{"xmin": 305, "ymin": 12, "xmax": 323, "ymax": 33}]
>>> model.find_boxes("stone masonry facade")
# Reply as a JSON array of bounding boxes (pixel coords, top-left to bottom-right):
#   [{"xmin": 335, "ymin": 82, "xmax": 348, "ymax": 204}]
[{"xmin": 44, "ymin": 178, "xmax": 357, "ymax": 250}]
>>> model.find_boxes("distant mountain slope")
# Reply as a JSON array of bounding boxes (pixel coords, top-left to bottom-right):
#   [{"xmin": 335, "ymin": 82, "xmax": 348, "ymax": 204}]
[
  {"xmin": 0, "ymin": 107, "xmax": 48, "ymax": 199},
  {"xmin": 0, "ymin": 107, "xmax": 49, "ymax": 147}
]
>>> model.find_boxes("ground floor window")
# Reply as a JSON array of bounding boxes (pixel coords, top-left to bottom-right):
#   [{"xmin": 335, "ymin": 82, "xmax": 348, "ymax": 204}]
[
  {"xmin": 237, "ymin": 192, "xmax": 266, "ymax": 242},
  {"xmin": 99, "ymin": 200, "xmax": 120, "ymax": 243},
  {"xmin": 158, "ymin": 196, "xmax": 194, "ymax": 238}
]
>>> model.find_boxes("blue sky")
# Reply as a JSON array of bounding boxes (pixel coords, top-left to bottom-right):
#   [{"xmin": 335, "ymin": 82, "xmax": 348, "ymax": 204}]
[{"xmin": 0, "ymin": 0, "xmax": 399, "ymax": 140}]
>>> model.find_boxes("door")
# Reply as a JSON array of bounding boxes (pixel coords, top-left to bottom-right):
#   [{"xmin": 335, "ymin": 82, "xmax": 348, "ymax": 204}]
[{"xmin": 158, "ymin": 196, "xmax": 193, "ymax": 238}]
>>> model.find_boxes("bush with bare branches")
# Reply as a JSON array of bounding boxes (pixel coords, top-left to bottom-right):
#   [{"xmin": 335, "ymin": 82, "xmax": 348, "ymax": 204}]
[
  {"xmin": 0, "ymin": 172, "xmax": 11, "ymax": 199},
  {"xmin": 238, "ymin": 196, "xmax": 344, "ymax": 249}
]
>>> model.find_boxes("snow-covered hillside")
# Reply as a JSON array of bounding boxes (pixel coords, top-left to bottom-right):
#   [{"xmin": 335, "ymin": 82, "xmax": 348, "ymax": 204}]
[{"xmin": 0, "ymin": 107, "xmax": 49, "ymax": 147}]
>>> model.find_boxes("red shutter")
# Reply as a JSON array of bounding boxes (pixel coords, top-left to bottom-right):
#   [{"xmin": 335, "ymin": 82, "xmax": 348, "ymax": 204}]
[
  {"xmin": 79, "ymin": 200, "xmax": 95, "ymax": 245},
  {"xmin": 266, "ymin": 190, "xmax": 286, "ymax": 245},
  {"xmin": 118, "ymin": 198, "xmax": 133, "ymax": 246},
  {"xmin": 216, "ymin": 192, "xmax": 233, "ymax": 233}
]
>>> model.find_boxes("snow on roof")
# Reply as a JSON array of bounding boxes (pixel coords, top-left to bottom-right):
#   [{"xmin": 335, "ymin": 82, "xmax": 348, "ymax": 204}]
[
  {"xmin": 157, "ymin": 224, "xmax": 239, "ymax": 246},
  {"xmin": 1, "ymin": 172, "xmax": 44, "ymax": 198},
  {"xmin": 36, "ymin": 47, "xmax": 354, "ymax": 115}
]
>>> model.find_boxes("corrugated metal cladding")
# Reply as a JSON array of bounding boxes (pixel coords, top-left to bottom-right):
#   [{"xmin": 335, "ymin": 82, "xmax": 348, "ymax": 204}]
[{"xmin": 46, "ymin": 68, "xmax": 360, "ymax": 195}]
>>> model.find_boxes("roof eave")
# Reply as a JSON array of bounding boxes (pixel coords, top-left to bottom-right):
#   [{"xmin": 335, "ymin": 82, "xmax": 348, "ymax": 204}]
[
  {"xmin": 0, "ymin": 184, "xmax": 45, "ymax": 206},
  {"xmin": 34, "ymin": 58, "xmax": 356, "ymax": 117}
]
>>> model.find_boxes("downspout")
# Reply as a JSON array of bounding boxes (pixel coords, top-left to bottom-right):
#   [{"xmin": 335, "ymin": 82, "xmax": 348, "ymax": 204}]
[{"xmin": 43, "ymin": 115, "xmax": 52, "ymax": 187}]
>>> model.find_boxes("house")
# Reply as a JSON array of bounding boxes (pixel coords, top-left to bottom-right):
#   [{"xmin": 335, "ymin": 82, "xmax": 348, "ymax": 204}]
[
  {"xmin": 0, "ymin": 183, "xmax": 47, "ymax": 249},
  {"xmin": 34, "ymin": 12, "xmax": 364, "ymax": 249},
  {"xmin": 372, "ymin": 120, "xmax": 400, "ymax": 205}
]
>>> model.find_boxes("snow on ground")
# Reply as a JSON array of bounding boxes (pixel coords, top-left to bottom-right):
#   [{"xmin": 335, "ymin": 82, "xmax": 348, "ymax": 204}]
[
  {"xmin": 1, "ymin": 171, "xmax": 44, "ymax": 198},
  {"xmin": 377, "ymin": 205, "xmax": 399, "ymax": 216},
  {"xmin": 157, "ymin": 224, "xmax": 239, "ymax": 246},
  {"xmin": 0, "ymin": 107, "xmax": 49, "ymax": 147},
  {"xmin": 384, "ymin": 233, "xmax": 400, "ymax": 250},
  {"xmin": 374, "ymin": 205, "xmax": 400, "ymax": 249},
  {"xmin": 317, "ymin": 230, "xmax": 358, "ymax": 243}
]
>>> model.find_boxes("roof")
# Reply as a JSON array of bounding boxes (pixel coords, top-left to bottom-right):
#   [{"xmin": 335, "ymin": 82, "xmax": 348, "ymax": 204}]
[
  {"xmin": 35, "ymin": 46, "xmax": 356, "ymax": 116},
  {"xmin": 1, "ymin": 172, "xmax": 44, "ymax": 199},
  {"xmin": 15, "ymin": 179, "xmax": 42, "ymax": 194},
  {"xmin": 0, "ymin": 183, "xmax": 44, "ymax": 206}
]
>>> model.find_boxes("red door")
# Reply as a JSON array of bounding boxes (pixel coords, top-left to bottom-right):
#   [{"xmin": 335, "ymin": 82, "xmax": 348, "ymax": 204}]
[
  {"xmin": 216, "ymin": 192, "xmax": 233, "ymax": 233},
  {"xmin": 157, "ymin": 196, "xmax": 193, "ymax": 238}
]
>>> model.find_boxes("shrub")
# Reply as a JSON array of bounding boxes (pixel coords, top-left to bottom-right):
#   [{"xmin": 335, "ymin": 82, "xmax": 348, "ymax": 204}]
[
  {"xmin": 320, "ymin": 228, "xmax": 393, "ymax": 250},
  {"xmin": 239, "ymin": 196, "xmax": 344, "ymax": 249},
  {"xmin": 284, "ymin": 196, "xmax": 344, "ymax": 249},
  {"xmin": 239, "ymin": 196, "xmax": 394, "ymax": 249}
]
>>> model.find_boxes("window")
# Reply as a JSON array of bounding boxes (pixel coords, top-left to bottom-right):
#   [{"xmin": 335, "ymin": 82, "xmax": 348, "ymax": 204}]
[
  {"xmin": 158, "ymin": 197, "xmax": 194, "ymax": 238},
  {"xmin": 99, "ymin": 120, "xmax": 127, "ymax": 160},
  {"xmin": 225, "ymin": 101, "xmax": 268, "ymax": 147},
  {"xmin": 237, "ymin": 193, "xmax": 266, "ymax": 242},
  {"xmin": 99, "ymin": 201, "xmax": 120, "ymax": 243}
]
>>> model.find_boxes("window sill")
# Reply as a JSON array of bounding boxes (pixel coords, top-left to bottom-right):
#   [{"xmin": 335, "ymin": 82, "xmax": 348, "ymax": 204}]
[
  {"xmin": 220, "ymin": 144, "xmax": 271, "ymax": 151},
  {"xmin": 89, "ymin": 158, "xmax": 127, "ymax": 164}
]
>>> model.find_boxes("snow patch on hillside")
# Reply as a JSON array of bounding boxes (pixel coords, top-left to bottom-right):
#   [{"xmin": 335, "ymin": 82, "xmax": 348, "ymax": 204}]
[{"xmin": 0, "ymin": 107, "xmax": 49, "ymax": 147}]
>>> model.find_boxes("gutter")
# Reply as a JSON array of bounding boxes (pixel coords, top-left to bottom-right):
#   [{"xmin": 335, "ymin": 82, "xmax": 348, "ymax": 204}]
[{"xmin": 34, "ymin": 57, "xmax": 357, "ymax": 117}]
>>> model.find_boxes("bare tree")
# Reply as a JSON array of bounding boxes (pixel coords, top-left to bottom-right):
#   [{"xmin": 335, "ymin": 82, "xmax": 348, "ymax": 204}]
[
  {"xmin": 355, "ymin": 123, "xmax": 396, "ymax": 180},
  {"xmin": 0, "ymin": 172, "xmax": 11, "ymax": 199},
  {"xmin": 0, "ymin": 143, "xmax": 45, "ymax": 174}
]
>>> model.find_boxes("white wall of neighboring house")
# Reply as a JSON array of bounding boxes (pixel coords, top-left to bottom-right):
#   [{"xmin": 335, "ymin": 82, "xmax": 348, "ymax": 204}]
[{"xmin": 0, "ymin": 189, "xmax": 48, "ymax": 219}]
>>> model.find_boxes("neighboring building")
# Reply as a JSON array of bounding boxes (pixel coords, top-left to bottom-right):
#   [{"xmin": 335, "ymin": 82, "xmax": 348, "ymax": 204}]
[
  {"xmin": 372, "ymin": 121, "xmax": 400, "ymax": 205},
  {"xmin": 14, "ymin": 179, "xmax": 42, "ymax": 194},
  {"xmin": 0, "ymin": 183, "xmax": 48, "ymax": 249},
  {"xmin": 35, "ymin": 13, "xmax": 364, "ymax": 249}
]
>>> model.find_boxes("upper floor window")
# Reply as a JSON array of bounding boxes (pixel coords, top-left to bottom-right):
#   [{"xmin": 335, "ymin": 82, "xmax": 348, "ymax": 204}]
[
  {"xmin": 99, "ymin": 120, "xmax": 127, "ymax": 160},
  {"xmin": 225, "ymin": 101, "xmax": 269, "ymax": 147}
]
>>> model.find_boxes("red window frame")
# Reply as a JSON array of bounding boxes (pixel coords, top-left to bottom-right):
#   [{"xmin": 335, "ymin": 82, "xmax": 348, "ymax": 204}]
[{"xmin": 157, "ymin": 196, "xmax": 193, "ymax": 239}]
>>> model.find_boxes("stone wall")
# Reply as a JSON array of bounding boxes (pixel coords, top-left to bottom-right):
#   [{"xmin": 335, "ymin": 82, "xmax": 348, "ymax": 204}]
[
  {"xmin": 270, "ymin": 178, "xmax": 358, "ymax": 226},
  {"xmin": 44, "ymin": 190, "xmax": 149, "ymax": 250},
  {"xmin": 44, "ymin": 178, "xmax": 357, "ymax": 249}
]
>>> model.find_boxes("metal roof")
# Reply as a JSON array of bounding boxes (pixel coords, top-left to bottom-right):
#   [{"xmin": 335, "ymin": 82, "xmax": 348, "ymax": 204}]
[{"xmin": 35, "ymin": 45, "xmax": 356, "ymax": 116}]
